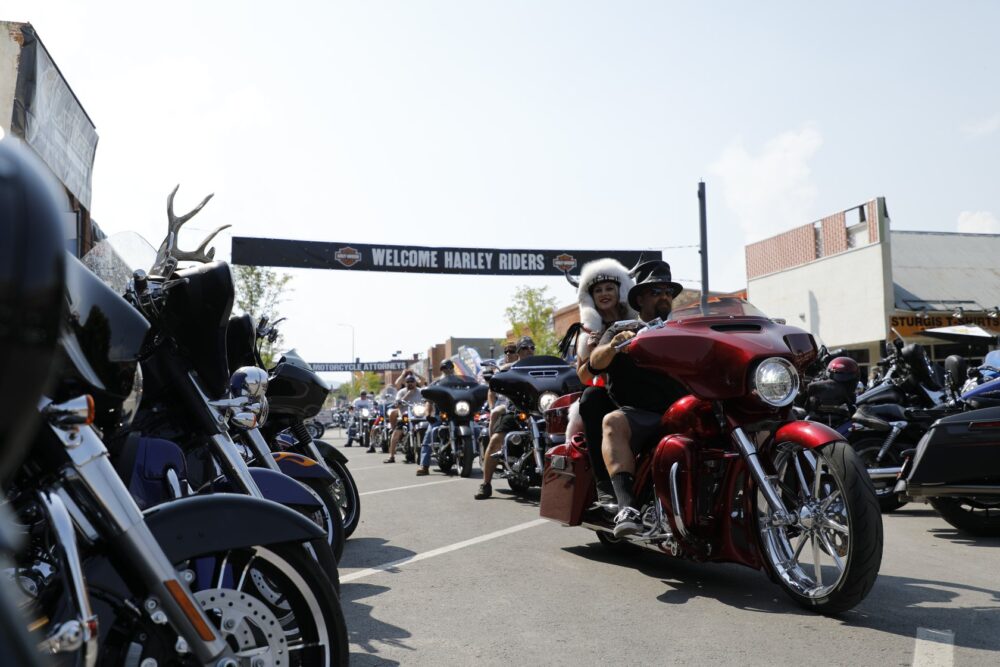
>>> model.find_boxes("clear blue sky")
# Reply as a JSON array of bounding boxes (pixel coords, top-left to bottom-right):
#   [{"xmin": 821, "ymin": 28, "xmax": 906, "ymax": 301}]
[{"xmin": 9, "ymin": 1, "xmax": 1000, "ymax": 381}]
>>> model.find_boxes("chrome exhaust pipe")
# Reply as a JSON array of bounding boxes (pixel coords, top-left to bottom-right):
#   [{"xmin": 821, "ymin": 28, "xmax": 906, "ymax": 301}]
[{"xmin": 867, "ymin": 466, "xmax": 902, "ymax": 481}]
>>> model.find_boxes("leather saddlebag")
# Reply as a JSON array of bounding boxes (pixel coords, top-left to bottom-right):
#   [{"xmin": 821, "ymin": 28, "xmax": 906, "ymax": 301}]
[{"xmin": 540, "ymin": 435, "xmax": 594, "ymax": 526}]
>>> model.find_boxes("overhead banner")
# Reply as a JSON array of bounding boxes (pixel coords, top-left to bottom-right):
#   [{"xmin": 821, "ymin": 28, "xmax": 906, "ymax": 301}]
[
  {"xmin": 231, "ymin": 237, "xmax": 661, "ymax": 276},
  {"xmin": 312, "ymin": 361, "xmax": 409, "ymax": 372}
]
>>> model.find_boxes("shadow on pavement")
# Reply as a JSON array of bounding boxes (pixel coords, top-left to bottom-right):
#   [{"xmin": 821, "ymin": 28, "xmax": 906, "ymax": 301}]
[
  {"xmin": 341, "ymin": 581, "xmax": 409, "ymax": 665},
  {"xmin": 563, "ymin": 541, "xmax": 1000, "ymax": 651},
  {"xmin": 338, "ymin": 537, "xmax": 417, "ymax": 571},
  {"xmin": 927, "ymin": 527, "xmax": 1000, "ymax": 548}
]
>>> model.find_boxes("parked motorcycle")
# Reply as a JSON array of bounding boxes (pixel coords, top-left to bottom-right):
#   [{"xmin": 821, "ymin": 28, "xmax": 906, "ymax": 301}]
[
  {"xmin": 896, "ymin": 402, "xmax": 1000, "ymax": 537},
  {"xmin": 8, "ymin": 252, "xmax": 348, "ymax": 664},
  {"xmin": 421, "ymin": 379, "xmax": 489, "ymax": 477},
  {"xmin": 541, "ymin": 300, "xmax": 883, "ymax": 613},
  {"xmin": 488, "ymin": 355, "xmax": 582, "ymax": 493}
]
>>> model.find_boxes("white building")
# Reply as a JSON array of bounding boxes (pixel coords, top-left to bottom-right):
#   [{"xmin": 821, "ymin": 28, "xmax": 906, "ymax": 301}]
[{"xmin": 746, "ymin": 198, "xmax": 1000, "ymax": 378}]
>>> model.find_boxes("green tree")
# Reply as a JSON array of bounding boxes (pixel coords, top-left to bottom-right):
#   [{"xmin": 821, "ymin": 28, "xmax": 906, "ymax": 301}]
[
  {"xmin": 233, "ymin": 265, "xmax": 293, "ymax": 367},
  {"xmin": 335, "ymin": 372, "xmax": 382, "ymax": 400},
  {"xmin": 504, "ymin": 285, "xmax": 559, "ymax": 356}
]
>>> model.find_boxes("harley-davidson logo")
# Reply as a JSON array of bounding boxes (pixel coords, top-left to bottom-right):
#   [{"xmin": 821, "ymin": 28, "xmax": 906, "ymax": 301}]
[
  {"xmin": 553, "ymin": 253, "xmax": 577, "ymax": 272},
  {"xmin": 335, "ymin": 246, "xmax": 362, "ymax": 268}
]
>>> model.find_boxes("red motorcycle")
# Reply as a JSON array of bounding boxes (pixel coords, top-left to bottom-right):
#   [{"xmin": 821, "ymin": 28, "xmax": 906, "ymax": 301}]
[{"xmin": 540, "ymin": 299, "xmax": 883, "ymax": 613}]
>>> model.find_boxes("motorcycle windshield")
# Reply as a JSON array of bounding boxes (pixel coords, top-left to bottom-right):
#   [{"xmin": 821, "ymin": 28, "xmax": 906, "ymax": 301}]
[
  {"xmin": 82, "ymin": 231, "xmax": 158, "ymax": 293},
  {"xmin": 983, "ymin": 350, "xmax": 1000, "ymax": 369}
]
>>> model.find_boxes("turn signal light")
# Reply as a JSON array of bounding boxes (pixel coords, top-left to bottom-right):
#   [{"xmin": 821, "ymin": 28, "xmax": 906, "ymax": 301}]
[
  {"xmin": 518, "ymin": 412, "xmax": 528, "ymax": 421},
  {"xmin": 44, "ymin": 395, "xmax": 95, "ymax": 427}
]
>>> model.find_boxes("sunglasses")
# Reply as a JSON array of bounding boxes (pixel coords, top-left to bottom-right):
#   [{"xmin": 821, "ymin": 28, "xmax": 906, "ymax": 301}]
[
  {"xmin": 504, "ymin": 349, "xmax": 517, "ymax": 355},
  {"xmin": 644, "ymin": 287, "xmax": 673, "ymax": 298}
]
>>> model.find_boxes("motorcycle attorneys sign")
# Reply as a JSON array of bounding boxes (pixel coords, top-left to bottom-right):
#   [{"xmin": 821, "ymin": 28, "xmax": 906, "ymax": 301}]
[
  {"xmin": 231, "ymin": 237, "xmax": 660, "ymax": 276},
  {"xmin": 312, "ymin": 360, "xmax": 409, "ymax": 372}
]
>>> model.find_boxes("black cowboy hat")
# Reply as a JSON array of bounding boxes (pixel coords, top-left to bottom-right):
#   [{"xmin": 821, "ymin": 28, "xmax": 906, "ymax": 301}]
[{"xmin": 627, "ymin": 260, "xmax": 683, "ymax": 310}]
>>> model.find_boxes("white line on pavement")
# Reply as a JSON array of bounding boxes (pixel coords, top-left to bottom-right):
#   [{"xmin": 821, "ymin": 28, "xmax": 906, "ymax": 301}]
[
  {"xmin": 341, "ymin": 518, "xmax": 549, "ymax": 583},
  {"xmin": 348, "ymin": 464, "xmax": 403, "ymax": 471},
  {"xmin": 359, "ymin": 479, "xmax": 458, "ymax": 496},
  {"xmin": 913, "ymin": 627, "xmax": 955, "ymax": 667}
]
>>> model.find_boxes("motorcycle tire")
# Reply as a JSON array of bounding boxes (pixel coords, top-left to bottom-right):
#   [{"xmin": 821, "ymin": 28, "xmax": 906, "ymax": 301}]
[
  {"xmin": 98, "ymin": 542, "xmax": 349, "ymax": 666},
  {"xmin": 404, "ymin": 437, "xmax": 416, "ymax": 464},
  {"xmin": 459, "ymin": 437, "xmax": 474, "ymax": 478},
  {"xmin": 755, "ymin": 440, "xmax": 882, "ymax": 614},
  {"xmin": 850, "ymin": 437, "xmax": 907, "ymax": 513},
  {"xmin": 929, "ymin": 497, "xmax": 1000, "ymax": 537},
  {"xmin": 436, "ymin": 453, "xmax": 454, "ymax": 474},
  {"xmin": 321, "ymin": 455, "xmax": 362, "ymax": 538},
  {"xmin": 300, "ymin": 477, "xmax": 347, "ymax": 561},
  {"xmin": 596, "ymin": 530, "xmax": 631, "ymax": 553}
]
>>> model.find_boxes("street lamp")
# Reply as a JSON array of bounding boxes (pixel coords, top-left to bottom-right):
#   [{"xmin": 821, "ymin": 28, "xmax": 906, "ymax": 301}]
[{"xmin": 334, "ymin": 322, "xmax": 356, "ymax": 362}]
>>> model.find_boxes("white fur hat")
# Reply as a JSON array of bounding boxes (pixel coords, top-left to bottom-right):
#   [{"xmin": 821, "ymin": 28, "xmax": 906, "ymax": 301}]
[{"xmin": 575, "ymin": 258, "xmax": 637, "ymax": 332}]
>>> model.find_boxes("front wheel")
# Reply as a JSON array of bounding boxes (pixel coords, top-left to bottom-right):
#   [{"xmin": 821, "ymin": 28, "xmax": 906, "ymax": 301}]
[
  {"xmin": 756, "ymin": 440, "xmax": 883, "ymax": 614},
  {"xmin": 459, "ymin": 437, "xmax": 474, "ymax": 478},
  {"xmin": 930, "ymin": 497, "xmax": 1000, "ymax": 537},
  {"xmin": 300, "ymin": 477, "xmax": 346, "ymax": 561},
  {"xmin": 322, "ymin": 457, "xmax": 361, "ymax": 538}
]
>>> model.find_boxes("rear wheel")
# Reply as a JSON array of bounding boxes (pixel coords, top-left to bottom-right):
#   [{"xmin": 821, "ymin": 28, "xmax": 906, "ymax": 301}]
[
  {"xmin": 930, "ymin": 497, "xmax": 1000, "ymax": 537},
  {"xmin": 755, "ymin": 440, "xmax": 883, "ymax": 614},
  {"xmin": 851, "ymin": 437, "xmax": 907, "ymax": 513}
]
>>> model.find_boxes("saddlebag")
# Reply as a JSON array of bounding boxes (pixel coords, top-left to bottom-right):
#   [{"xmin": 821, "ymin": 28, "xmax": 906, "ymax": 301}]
[{"xmin": 540, "ymin": 435, "xmax": 594, "ymax": 526}]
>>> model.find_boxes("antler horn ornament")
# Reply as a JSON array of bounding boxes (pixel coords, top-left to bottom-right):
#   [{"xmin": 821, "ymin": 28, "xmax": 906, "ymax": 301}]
[
  {"xmin": 151, "ymin": 185, "xmax": 231, "ymax": 276},
  {"xmin": 562, "ymin": 269, "xmax": 580, "ymax": 288}
]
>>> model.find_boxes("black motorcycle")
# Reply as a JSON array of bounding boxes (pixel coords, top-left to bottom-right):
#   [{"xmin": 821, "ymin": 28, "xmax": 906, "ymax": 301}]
[
  {"xmin": 488, "ymin": 355, "xmax": 582, "ymax": 493},
  {"xmin": 7, "ymin": 253, "xmax": 348, "ymax": 665},
  {"xmin": 421, "ymin": 378, "xmax": 489, "ymax": 477},
  {"xmin": 896, "ymin": 403, "xmax": 1000, "ymax": 537}
]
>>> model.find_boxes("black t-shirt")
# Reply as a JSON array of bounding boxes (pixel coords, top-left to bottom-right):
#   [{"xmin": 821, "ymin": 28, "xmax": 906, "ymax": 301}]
[{"xmin": 606, "ymin": 351, "xmax": 688, "ymax": 414}]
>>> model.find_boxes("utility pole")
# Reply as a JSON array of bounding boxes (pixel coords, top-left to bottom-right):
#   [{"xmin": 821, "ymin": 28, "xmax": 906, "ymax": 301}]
[{"xmin": 698, "ymin": 181, "xmax": 709, "ymax": 312}]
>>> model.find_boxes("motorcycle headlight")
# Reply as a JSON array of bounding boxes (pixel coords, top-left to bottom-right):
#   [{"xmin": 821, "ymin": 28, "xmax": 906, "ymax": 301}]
[
  {"xmin": 539, "ymin": 391, "xmax": 559, "ymax": 412},
  {"xmin": 120, "ymin": 364, "xmax": 143, "ymax": 429},
  {"xmin": 753, "ymin": 357, "xmax": 799, "ymax": 407},
  {"xmin": 362, "ymin": 408, "xmax": 370, "ymax": 418},
  {"xmin": 412, "ymin": 404, "xmax": 427, "ymax": 418},
  {"xmin": 455, "ymin": 401, "xmax": 471, "ymax": 416},
  {"xmin": 230, "ymin": 366, "xmax": 269, "ymax": 399}
]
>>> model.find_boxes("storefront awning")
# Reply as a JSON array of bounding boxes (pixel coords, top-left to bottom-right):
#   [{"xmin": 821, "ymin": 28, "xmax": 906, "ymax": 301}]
[{"xmin": 919, "ymin": 324, "xmax": 998, "ymax": 344}]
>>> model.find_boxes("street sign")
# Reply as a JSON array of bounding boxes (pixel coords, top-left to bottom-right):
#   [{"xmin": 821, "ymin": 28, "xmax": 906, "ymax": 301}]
[{"xmin": 312, "ymin": 360, "xmax": 409, "ymax": 372}]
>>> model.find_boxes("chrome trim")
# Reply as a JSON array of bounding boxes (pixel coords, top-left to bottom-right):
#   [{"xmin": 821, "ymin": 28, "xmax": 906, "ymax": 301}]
[
  {"xmin": 732, "ymin": 427, "xmax": 792, "ymax": 524},
  {"xmin": 867, "ymin": 466, "xmax": 903, "ymax": 481},
  {"xmin": 906, "ymin": 484, "xmax": 1000, "ymax": 498},
  {"xmin": 243, "ymin": 428, "xmax": 282, "ymax": 472},
  {"xmin": 209, "ymin": 433, "xmax": 264, "ymax": 498},
  {"xmin": 165, "ymin": 467, "xmax": 184, "ymax": 499},
  {"xmin": 37, "ymin": 490, "xmax": 98, "ymax": 666},
  {"xmin": 668, "ymin": 462, "xmax": 689, "ymax": 538},
  {"xmin": 529, "ymin": 418, "xmax": 544, "ymax": 473}
]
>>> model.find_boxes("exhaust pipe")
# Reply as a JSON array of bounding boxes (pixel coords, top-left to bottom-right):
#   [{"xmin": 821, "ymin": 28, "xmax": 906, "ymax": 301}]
[{"xmin": 867, "ymin": 467, "xmax": 902, "ymax": 481}]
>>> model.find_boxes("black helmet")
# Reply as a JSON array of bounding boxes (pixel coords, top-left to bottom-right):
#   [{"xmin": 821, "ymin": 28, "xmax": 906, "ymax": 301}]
[
  {"xmin": 516, "ymin": 336, "xmax": 536, "ymax": 352},
  {"xmin": 440, "ymin": 359, "xmax": 455, "ymax": 372},
  {"xmin": 0, "ymin": 139, "xmax": 67, "ymax": 477}
]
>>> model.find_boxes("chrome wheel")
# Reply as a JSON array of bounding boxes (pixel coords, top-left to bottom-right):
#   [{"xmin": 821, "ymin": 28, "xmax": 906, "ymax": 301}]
[{"xmin": 758, "ymin": 444, "xmax": 851, "ymax": 599}]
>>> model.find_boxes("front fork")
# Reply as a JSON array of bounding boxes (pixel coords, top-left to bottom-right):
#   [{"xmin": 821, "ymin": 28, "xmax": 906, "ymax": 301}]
[
  {"xmin": 49, "ymin": 423, "xmax": 233, "ymax": 664},
  {"xmin": 731, "ymin": 427, "xmax": 795, "ymax": 526}
]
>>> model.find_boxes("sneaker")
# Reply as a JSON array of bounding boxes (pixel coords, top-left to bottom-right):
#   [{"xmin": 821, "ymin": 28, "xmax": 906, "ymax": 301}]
[
  {"xmin": 474, "ymin": 483, "xmax": 492, "ymax": 500},
  {"xmin": 344, "ymin": 444, "xmax": 352, "ymax": 447},
  {"xmin": 415, "ymin": 466, "xmax": 430, "ymax": 476},
  {"xmin": 383, "ymin": 457, "xmax": 395, "ymax": 464},
  {"xmin": 612, "ymin": 507, "xmax": 642, "ymax": 538},
  {"xmin": 366, "ymin": 447, "xmax": 375, "ymax": 453}
]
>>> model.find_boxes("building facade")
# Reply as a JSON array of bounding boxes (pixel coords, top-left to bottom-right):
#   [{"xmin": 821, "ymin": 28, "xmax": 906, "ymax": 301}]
[{"xmin": 746, "ymin": 197, "xmax": 1000, "ymax": 378}]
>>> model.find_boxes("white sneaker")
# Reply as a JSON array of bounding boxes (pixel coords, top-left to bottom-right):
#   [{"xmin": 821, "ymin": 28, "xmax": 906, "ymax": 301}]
[{"xmin": 613, "ymin": 507, "xmax": 642, "ymax": 538}]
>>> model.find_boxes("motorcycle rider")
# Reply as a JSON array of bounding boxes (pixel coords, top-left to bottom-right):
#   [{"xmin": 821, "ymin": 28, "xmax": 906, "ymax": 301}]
[
  {"xmin": 343, "ymin": 405, "xmax": 357, "ymax": 446},
  {"xmin": 349, "ymin": 390, "xmax": 374, "ymax": 450},
  {"xmin": 571, "ymin": 259, "xmax": 637, "ymax": 508},
  {"xmin": 475, "ymin": 336, "xmax": 536, "ymax": 499},
  {"xmin": 585, "ymin": 261, "xmax": 687, "ymax": 536},
  {"xmin": 414, "ymin": 359, "xmax": 455, "ymax": 475},
  {"xmin": 385, "ymin": 372, "xmax": 425, "ymax": 463}
]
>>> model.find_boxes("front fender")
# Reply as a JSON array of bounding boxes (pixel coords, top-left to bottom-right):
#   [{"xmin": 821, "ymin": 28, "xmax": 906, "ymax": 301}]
[
  {"xmin": 774, "ymin": 420, "xmax": 845, "ymax": 449},
  {"xmin": 273, "ymin": 451, "xmax": 336, "ymax": 482},
  {"xmin": 456, "ymin": 425, "xmax": 473, "ymax": 437},
  {"xmin": 210, "ymin": 468, "xmax": 321, "ymax": 509},
  {"xmin": 143, "ymin": 494, "xmax": 325, "ymax": 563}
]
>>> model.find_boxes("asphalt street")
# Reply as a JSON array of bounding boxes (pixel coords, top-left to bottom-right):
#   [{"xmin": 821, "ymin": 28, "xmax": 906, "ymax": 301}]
[{"xmin": 326, "ymin": 432, "xmax": 1000, "ymax": 666}]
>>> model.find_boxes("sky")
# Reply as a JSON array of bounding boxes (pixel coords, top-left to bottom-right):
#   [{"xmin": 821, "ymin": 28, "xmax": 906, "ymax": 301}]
[{"xmin": 7, "ymin": 1, "xmax": 1000, "ymax": 383}]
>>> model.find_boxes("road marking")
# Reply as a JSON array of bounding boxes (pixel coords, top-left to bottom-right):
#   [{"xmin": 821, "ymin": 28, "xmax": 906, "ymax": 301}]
[
  {"xmin": 341, "ymin": 518, "xmax": 549, "ymax": 583},
  {"xmin": 359, "ymin": 479, "xmax": 458, "ymax": 496},
  {"xmin": 348, "ymin": 464, "xmax": 403, "ymax": 471},
  {"xmin": 913, "ymin": 628, "xmax": 954, "ymax": 667}
]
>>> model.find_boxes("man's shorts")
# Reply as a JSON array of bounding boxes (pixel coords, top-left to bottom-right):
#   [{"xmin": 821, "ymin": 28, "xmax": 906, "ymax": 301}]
[
  {"xmin": 491, "ymin": 412, "xmax": 522, "ymax": 436},
  {"xmin": 620, "ymin": 406, "xmax": 666, "ymax": 455}
]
